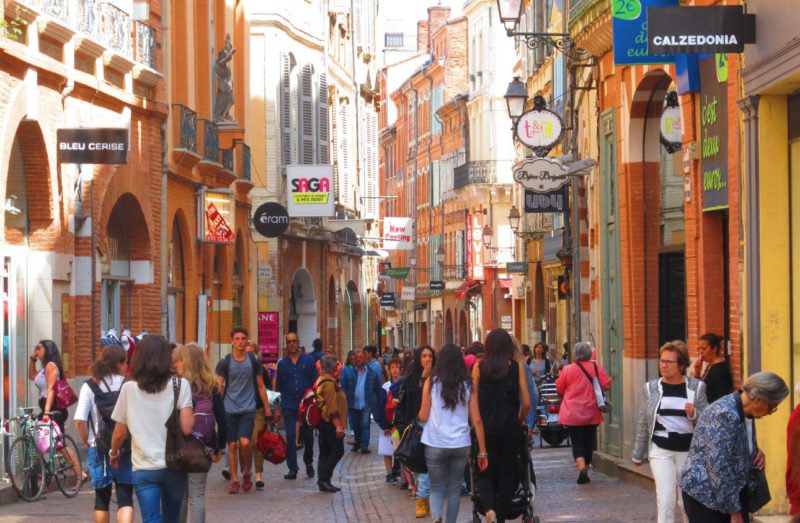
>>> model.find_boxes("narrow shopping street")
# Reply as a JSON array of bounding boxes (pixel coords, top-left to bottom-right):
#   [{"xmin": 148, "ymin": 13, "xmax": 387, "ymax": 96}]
[{"xmin": 0, "ymin": 430, "xmax": 655, "ymax": 523}]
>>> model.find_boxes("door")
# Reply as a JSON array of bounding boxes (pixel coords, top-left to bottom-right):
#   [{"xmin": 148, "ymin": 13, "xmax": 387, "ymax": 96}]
[
  {"xmin": 600, "ymin": 110, "xmax": 623, "ymax": 456},
  {"xmin": 2, "ymin": 254, "xmax": 28, "ymax": 479}
]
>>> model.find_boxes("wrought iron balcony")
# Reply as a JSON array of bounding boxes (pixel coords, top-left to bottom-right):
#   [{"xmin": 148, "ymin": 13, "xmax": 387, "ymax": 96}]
[
  {"xmin": 453, "ymin": 161, "xmax": 497, "ymax": 190},
  {"xmin": 100, "ymin": 2, "xmax": 131, "ymax": 58},
  {"xmin": 78, "ymin": 0, "xmax": 101, "ymax": 38},
  {"xmin": 240, "ymin": 143, "xmax": 251, "ymax": 181},
  {"xmin": 222, "ymin": 149, "xmax": 234, "ymax": 172},
  {"xmin": 29, "ymin": 0, "xmax": 71, "ymax": 25},
  {"xmin": 444, "ymin": 265, "xmax": 466, "ymax": 281},
  {"xmin": 200, "ymin": 119, "xmax": 219, "ymax": 162},
  {"xmin": 134, "ymin": 21, "xmax": 157, "ymax": 70},
  {"xmin": 175, "ymin": 105, "xmax": 197, "ymax": 152}
]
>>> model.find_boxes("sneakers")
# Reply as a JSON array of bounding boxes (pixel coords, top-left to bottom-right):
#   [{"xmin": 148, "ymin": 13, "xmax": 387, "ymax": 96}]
[
  {"xmin": 242, "ymin": 473, "xmax": 253, "ymax": 492},
  {"xmin": 228, "ymin": 480, "xmax": 240, "ymax": 494},
  {"xmin": 359, "ymin": 448, "xmax": 371, "ymax": 454},
  {"xmin": 255, "ymin": 480, "xmax": 265, "ymax": 491},
  {"xmin": 385, "ymin": 473, "xmax": 396, "ymax": 484},
  {"xmin": 415, "ymin": 498, "xmax": 430, "ymax": 518}
]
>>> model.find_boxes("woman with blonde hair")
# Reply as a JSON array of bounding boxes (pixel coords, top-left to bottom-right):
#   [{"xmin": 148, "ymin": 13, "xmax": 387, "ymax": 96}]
[{"xmin": 173, "ymin": 344, "xmax": 226, "ymax": 523}]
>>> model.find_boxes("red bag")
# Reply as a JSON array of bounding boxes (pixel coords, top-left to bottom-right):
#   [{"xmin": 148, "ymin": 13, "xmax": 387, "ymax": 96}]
[
  {"xmin": 385, "ymin": 390, "xmax": 395, "ymax": 425},
  {"xmin": 54, "ymin": 378, "xmax": 78, "ymax": 410},
  {"xmin": 299, "ymin": 377, "xmax": 329, "ymax": 428},
  {"xmin": 257, "ymin": 427, "xmax": 287, "ymax": 465}
]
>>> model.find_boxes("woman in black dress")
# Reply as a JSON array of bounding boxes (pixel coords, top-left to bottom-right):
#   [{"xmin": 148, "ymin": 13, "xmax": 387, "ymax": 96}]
[{"xmin": 696, "ymin": 332, "xmax": 733, "ymax": 404}]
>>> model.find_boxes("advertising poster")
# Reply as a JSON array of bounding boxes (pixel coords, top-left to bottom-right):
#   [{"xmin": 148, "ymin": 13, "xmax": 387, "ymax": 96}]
[
  {"xmin": 287, "ymin": 165, "xmax": 335, "ymax": 217},
  {"xmin": 258, "ymin": 311, "xmax": 280, "ymax": 363},
  {"xmin": 382, "ymin": 217, "xmax": 414, "ymax": 250}
]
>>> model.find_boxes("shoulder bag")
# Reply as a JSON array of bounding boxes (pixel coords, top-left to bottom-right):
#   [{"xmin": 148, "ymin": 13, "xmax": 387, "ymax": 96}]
[
  {"xmin": 394, "ymin": 419, "xmax": 427, "ymax": 473},
  {"xmin": 165, "ymin": 377, "xmax": 213, "ymax": 473},
  {"xmin": 744, "ymin": 420, "xmax": 771, "ymax": 512},
  {"xmin": 576, "ymin": 361, "xmax": 612, "ymax": 413},
  {"xmin": 53, "ymin": 366, "xmax": 78, "ymax": 410}
]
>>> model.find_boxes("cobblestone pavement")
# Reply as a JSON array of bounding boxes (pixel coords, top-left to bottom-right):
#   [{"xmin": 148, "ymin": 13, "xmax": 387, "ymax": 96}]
[{"xmin": 0, "ymin": 430, "xmax": 656, "ymax": 522}]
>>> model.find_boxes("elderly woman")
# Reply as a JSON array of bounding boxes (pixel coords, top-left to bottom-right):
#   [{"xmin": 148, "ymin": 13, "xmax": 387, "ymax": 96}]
[
  {"xmin": 316, "ymin": 354, "xmax": 348, "ymax": 493},
  {"xmin": 556, "ymin": 342, "xmax": 611, "ymax": 484},
  {"xmin": 681, "ymin": 372, "xmax": 789, "ymax": 523},
  {"xmin": 632, "ymin": 341, "xmax": 709, "ymax": 523}
]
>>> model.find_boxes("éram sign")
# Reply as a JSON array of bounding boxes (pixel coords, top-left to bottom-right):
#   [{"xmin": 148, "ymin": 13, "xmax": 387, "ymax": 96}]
[{"xmin": 253, "ymin": 202, "xmax": 290, "ymax": 238}]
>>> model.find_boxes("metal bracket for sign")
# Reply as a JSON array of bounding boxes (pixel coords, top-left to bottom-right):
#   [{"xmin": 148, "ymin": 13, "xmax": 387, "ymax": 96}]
[{"xmin": 514, "ymin": 31, "xmax": 574, "ymax": 56}]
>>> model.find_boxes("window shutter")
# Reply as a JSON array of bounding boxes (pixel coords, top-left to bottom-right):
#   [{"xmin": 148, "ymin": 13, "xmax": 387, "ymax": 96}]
[
  {"xmin": 365, "ymin": 111, "xmax": 378, "ymax": 219},
  {"xmin": 301, "ymin": 64, "xmax": 315, "ymax": 165},
  {"xmin": 281, "ymin": 54, "xmax": 292, "ymax": 167},
  {"xmin": 339, "ymin": 101, "xmax": 352, "ymax": 208},
  {"xmin": 456, "ymin": 230, "xmax": 465, "ymax": 277},
  {"xmin": 354, "ymin": 0, "xmax": 363, "ymax": 49},
  {"xmin": 318, "ymin": 73, "xmax": 329, "ymax": 164}
]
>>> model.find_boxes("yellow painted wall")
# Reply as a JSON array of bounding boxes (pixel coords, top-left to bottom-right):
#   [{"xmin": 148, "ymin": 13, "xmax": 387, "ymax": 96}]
[
  {"xmin": 791, "ymin": 142, "xmax": 800, "ymax": 411},
  {"xmin": 757, "ymin": 95, "xmax": 792, "ymax": 514}
]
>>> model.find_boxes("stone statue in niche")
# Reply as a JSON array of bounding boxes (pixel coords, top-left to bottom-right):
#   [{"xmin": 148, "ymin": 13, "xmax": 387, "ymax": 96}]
[{"xmin": 213, "ymin": 34, "xmax": 237, "ymax": 124}]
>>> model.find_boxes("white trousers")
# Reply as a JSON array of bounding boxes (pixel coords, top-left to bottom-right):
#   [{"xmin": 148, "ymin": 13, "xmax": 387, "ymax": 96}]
[{"xmin": 648, "ymin": 442, "xmax": 688, "ymax": 523}]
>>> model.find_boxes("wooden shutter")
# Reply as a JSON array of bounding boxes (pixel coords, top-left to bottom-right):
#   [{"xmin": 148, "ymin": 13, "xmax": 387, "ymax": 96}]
[
  {"xmin": 339, "ymin": 101, "xmax": 352, "ymax": 208},
  {"xmin": 365, "ymin": 110, "xmax": 378, "ymax": 218},
  {"xmin": 281, "ymin": 54, "xmax": 292, "ymax": 167},
  {"xmin": 354, "ymin": 0, "xmax": 363, "ymax": 49},
  {"xmin": 301, "ymin": 64, "xmax": 315, "ymax": 165},
  {"xmin": 318, "ymin": 72, "xmax": 329, "ymax": 164}
]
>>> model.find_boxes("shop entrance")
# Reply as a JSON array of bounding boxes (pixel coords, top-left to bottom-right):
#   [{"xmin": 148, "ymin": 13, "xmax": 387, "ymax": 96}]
[{"xmin": 289, "ymin": 269, "xmax": 317, "ymax": 352}]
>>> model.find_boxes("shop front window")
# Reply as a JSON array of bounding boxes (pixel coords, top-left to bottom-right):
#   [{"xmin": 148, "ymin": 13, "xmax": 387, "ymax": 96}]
[
  {"xmin": 168, "ymin": 218, "xmax": 186, "ymax": 344},
  {"xmin": 101, "ymin": 208, "xmax": 132, "ymax": 335}
]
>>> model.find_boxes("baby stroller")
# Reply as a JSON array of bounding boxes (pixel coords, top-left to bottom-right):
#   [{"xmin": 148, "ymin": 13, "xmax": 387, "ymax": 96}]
[{"xmin": 469, "ymin": 426, "xmax": 538, "ymax": 523}]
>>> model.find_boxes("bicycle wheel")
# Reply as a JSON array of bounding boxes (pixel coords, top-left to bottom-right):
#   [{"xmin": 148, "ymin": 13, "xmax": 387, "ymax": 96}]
[
  {"xmin": 53, "ymin": 434, "xmax": 84, "ymax": 498},
  {"xmin": 7, "ymin": 436, "xmax": 46, "ymax": 501}
]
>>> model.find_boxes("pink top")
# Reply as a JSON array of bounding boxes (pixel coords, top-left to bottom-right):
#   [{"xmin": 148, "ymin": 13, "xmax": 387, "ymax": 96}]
[{"xmin": 556, "ymin": 361, "xmax": 612, "ymax": 426}]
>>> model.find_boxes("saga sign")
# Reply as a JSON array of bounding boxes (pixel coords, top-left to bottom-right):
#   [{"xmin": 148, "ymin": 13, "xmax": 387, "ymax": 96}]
[{"xmin": 287, "ymin": 165, "xmax": 334, "ymax": 217}]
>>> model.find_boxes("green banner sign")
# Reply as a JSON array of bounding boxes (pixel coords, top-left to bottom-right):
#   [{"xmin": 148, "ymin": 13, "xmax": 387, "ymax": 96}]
[{"xmin": 384, "ymin": 267, "xmax": 410, "ymax": 279}]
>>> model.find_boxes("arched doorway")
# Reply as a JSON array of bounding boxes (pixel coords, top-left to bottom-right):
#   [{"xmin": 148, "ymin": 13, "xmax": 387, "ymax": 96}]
[
  {"xmin": 167, "ymin": 213, "xmax": 188, "ymax": 344},
  {"xmin": 290, "ymin": 269, "xmax": 317, "ymax": 351},
  {"xmin": 459, "ymin": 309, "xmax": 468, "ymax": 346},
  {"xmin": 341, "ymin": 281, "xmax": 361, "ymax": 353},
  {"xmin": 445, "ymin": 309, "xmax": 454, "ymax": 344}
]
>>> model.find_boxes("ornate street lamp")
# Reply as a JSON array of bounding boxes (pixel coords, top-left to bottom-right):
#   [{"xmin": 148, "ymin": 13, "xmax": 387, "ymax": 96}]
[
  {"xmin": 507, "ymin": 205, "xmax": 521, "ymax": 234},
  {"xmin": 436, "ymin": 245, "xmax": 445, "ymax": 266},
  {"xmin": 504, "ymin": 77, "xmax": 528, "ymax": 121},
  {"xmin": 495, "ymin": 0, "xmax": 523, "ymax": 35},
  {"xmin": 482, "ymin": 225, "xmax": 493, "ymax": 249},
  {"xmin": 495, "ymin": 0, "xmax": 576, "ymax": 55}
]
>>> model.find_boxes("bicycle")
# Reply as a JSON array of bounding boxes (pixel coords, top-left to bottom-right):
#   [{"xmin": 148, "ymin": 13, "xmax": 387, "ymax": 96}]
[{"xmin": 2, "ymin": 406, "xmax": 84, "ymax": 501}]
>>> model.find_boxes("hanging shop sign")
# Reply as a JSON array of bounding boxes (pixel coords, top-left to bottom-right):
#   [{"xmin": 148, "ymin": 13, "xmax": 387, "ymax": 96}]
[
  {"xmin": 380, "ymin": 293, "xmax": 396, "ymax": 308},
  {"xmin": 286, "ymin": 165, "xmax": 335, "ymax": 217},
  {"xmin": 660, "ymin": 92, "xmax": 683, "ymax": 154},
  {"xmin": 698, "ymin": 56, "xmax": 729, "ymax": 212},
  {"xmin": 382, "ymin": 217, "xmax": 414, "ymax": 250},
  {"xmin": 648, "ymin": 6, "xmax": 756, "ymax": 55},
  {"xmin": 429, "ymin": 281, "xmax": 444, "ymax": 292},
  {"xmin": 57, "ymin": 128, "xmax": 128, "ymax": 164},
  {"xmin": 257, "ymin": 311, "xmax": 280, "ymax": 363},
  {"xmin": 525, "ymin": 187, "xmax": 569, "ymax": 213},
  {"xmin": 515, "ymin": 109, "xmax": 563, "ymax": 152},
  {"xmin": 466, "ymin": 213, "xmax": 485, "ymax": 281},
  {"xmin": 401, "ymin": 287, "xmax": 416, "ymax": 301},
  {"xmin": 506, "ymin": 262, "xmax": 528, "ymax": 275},
  {"xmin": 199, "ymin": 188, "xmax": 235, "ymax": 243},
  {"xmin": 253, "ymin": 202, "xmax": 289, "ymax": 238},
  {"xmin": 414, "ymin": 302, "xmax": 427, "ymax": 311},
  {"xmin": 613, "ymin": 0, "xmax": 677, "ymax": 65},
  {"xmin": 385, "ymin": 267, "xmax": 410, "ymax": 279},
  {"xmin": 514, "ymin": 158, "xmax": 569, "ymax": 194}
]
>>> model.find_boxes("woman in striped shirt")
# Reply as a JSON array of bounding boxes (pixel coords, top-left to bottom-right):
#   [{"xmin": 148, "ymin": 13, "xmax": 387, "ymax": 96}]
[{"xmin": 632, "ymin": 341, "xmax": 709, "ymax": 523}]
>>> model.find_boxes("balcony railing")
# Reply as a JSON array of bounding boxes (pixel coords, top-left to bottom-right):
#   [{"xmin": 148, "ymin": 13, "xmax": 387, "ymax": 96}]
[
  {"xmin": 176, "ymin": 105, "xmax": 197, "ymax": 152},
  {"xmin": 444, "ymin": 266, "xmax": 466, "ymax": 281},
  {"xmin": 222, "ymin": 149, "xmax": 234, "ymax": 172},
  {"xmin": 79, "ymin": 0, "xmax": 101, "ymax": 40},
  {"xmin": 241, "ymin": 144, "xmax": 251, "ymax": 181},
  {"xmin": 453, "ymin": 161, "xmax": 497, "ymax": 190},
  {"xmin": 134, "ymin": 21, "xmax": 157, "ymax": 69},
  {"xmin": 201, "ymin": 119, "xmax": 219, "ymax": 162},
  {"xmin": 30, "ymin": 0, "xmax": 71, "ymax": 25},
  {"xmin": 100, "ymin": 2, "xmax": 131, "ymax": 58}
]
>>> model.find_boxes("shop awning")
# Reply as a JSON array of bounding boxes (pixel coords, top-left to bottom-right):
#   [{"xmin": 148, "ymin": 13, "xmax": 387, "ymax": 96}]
[
  {"xmin": 498, "ymin": 279, "xmax": 513, "ymax": 290},
  {"xmin": 455, "ymin": 281, "xmax": 481, "ymax": 300},
  {"xmin": 364, "ymin": 249, "xmax": 390, "ymax": 258}
]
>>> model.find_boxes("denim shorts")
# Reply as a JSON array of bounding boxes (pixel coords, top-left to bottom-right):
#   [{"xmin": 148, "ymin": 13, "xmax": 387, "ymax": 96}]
[
  {"xmin": 226, "ymin": 411, "xmax": 256, "ymax": 443},
  {"xmin": 87, "ymin": 446, "xmax": 133, "ymax": 489}
]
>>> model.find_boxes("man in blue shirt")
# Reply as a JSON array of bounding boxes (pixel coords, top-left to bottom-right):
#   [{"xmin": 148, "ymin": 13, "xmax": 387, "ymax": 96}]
[
  {"xmin": 365, "ymin": 345, "xmax": 384, "ymax": 381},
  {"xmin": 275, "ymin": 333, "xmax": 318, "ymax": 479},
  {"xmin": 341, "ymin": 349, "xmax": 379, "ymax": 453},
  {"xmin": 308, "ymin": 338, "xmax": 324, "ymax": 363}
]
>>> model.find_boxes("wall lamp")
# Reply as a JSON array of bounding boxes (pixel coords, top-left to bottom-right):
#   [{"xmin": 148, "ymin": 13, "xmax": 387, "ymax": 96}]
[{"xmin": 496, "ymin": 0, "xmax": 575, "ymax": 55}]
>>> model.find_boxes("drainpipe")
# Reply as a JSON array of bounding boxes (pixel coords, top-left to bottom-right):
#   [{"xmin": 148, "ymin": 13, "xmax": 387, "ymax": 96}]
[
  {"xmin": 411, "ymin": 84, "xmax": 419, "ymax": 349},
  {"xmin": 161, "ymin": 0, "xmax": 172, "ymax": 338},
  {"xmin": 422, "ymin": 64, "xmax": 434, "ymax": 346}
]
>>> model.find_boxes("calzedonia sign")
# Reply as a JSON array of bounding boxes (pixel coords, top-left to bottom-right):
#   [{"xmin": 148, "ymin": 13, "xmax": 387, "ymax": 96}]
[
  {"xmin": 57, "ymin": 128, "xmax": 128, "ymax": 164},
  {"xmin": 648, "ymin": 6, "xmax": 755, "ymax": 55}
]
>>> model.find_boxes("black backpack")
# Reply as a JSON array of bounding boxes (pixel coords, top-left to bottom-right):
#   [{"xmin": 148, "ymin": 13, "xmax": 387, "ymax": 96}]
[{"xmin": 86, "ymin": 379, "xmax": 131, "ymax": 456}]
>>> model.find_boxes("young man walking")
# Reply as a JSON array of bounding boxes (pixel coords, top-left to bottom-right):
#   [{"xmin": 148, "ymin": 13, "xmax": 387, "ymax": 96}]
[
  {"xmin": 216, "ymin": 327, "xmax": 272, "ymax": 494},
  {"xmin": 341, "ymin": 349, "xmax": 379, "ymax": 453},
  {"xmin": 275, "ymin": 332, "xmax": 318, "ymax": 479}
]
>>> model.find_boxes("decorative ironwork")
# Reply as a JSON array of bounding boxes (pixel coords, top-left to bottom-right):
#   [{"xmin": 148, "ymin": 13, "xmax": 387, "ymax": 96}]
[
  {"xmin": 100, "ymin": 2, "xmax": 131, "ymax": 58},
  {"xmin": 453, "ymin": 161, "xmax": 497, "ymax": 190},
  {"xmin": 30, "ymin": 0, "xmax": 71, "ymax": 25},
  {"xmin": 202, "ymin": 120, "xmax": 219, "ymax": 162},
  {"xmin": 79, "ymin": 0, "xmax": 100, "ymax": 39},
  {"xmin": 443, "ymin": 266, "xmax": 466, "ymax": 281},
  {"xmin": 241, "ymin": 144, "xmax": 251, "ymax": 180},
  {"xmin": 516, "ymin": 212, "xmax": 554, "ymax": 240},
  {"xmin": 135, "ymin": 21, "xmax": 157, "ymax": 70},
  {"xmin": 176, "ymin": 105, "xmax": 197, "ymax": 152},
  {"xmin": 222, "ymin": 149, "xmax": 234, "ymax": 172}
]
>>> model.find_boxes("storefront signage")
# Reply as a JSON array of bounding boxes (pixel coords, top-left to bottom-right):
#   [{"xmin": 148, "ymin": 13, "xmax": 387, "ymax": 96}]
[
  {"xmin": 414, "ymin": 302, "xmax": 427, "ymax": 311},
  {"xmin": 466, "ymin": 214, "xmax": 485, "ymax": 281},
  {"xmin": 698, "ymin": 56, "xmax": 729, "ymax": 211},
  {"xmin": 200, "ymin": 189, "xmax": 235, "ymax": 243},
  {"xmin": 380, "ymin": 293, "xmax": 396, "ymax": 308},
  {"xmin": 57, "ymin": 128, "xmax": 128, "ymax": 164},
  {"xmin": 514, "ymin": 157, "xmax": 569, "ymax": 193},
  {"xmin": 286, "ymin": 165, "xmax": 334, "ymax": 217},
  {"xmin": 506, "ymin": 262, "xmax": 528, "ymax": 274},
  {"xmin": 253, "ymin": 202, "xmax": 289, "ymax": 238},
  {"xmin": 429, "ymin": 280, "xmax": 444, "ymax": 292},
  {"xmin": 515, "ymin": 109, "xmax": 563, "ymax": 152},
  {"xmin": 648, "ymin": 6, "xmax": 756, "ymax": 55},
  {"xmin": 382, "ymin": 217, "xmax": 414, "ymax": 250},
  {"xmin": 401, "ymin": 287, "xmax": 416, "ymax": 301},
  {"xmin": 524, "ymin": 187, "xmax": 569, "ymax": 213},
  {"xmin": 257, "ymin": 311, "xmax": 280, "ymax": 363},
  {"xmin": 385, "ymin": 267, "xmax": 410, "ymax": 279},
  {"xmin": 613, "ymin": 0, "xmax": 677, "ymax": 65},
  {"xmin": 660, "ymin": 94, "xmax": 683, "ymax": 153}
]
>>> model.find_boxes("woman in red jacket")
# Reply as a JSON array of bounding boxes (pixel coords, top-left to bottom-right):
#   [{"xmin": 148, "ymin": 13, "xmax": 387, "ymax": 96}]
[
  {"xmin": 788, "ymin": 381, "xmax": 800, "ymax": 522},
  {"xmin": 556, "ymin": 341, "xmax": 612, "ymax": 484}
]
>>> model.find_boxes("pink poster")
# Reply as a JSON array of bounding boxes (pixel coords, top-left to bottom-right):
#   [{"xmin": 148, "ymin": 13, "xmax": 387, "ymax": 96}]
[{"xmin": 258, "ymin": 311, "xmax": 280, "ymax": 363}]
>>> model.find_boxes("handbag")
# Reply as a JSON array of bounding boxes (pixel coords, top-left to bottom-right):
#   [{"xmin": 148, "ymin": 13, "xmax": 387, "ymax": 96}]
[
  {"xmin": 165, "ymin": 377, "xmax": 213, "ymax": 473},
  {"xmin": 744, "ymin": 421, "xmax": 771, "ymax": 512},
  {"xmin": 54, "ymin": 378, "xmax": 79, "ymax": 410},
  {"xmin": 394, "ymin": 420, "xmax": 427, "ymax": 473},
  {"xmin": 576, "ymin": 361, "xmax": 612, "ymax": 413},
  {"xmin": 256, "ymin": 425, "xmax": 287, "ymax": 465}
]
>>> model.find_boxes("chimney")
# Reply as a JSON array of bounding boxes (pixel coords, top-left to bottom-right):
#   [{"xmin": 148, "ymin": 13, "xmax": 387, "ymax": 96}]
[
  {"xmin": 427, "ymin": 5, "xmax": 451, "ymax": 38},
  {"xmin": 417, "ymin": 20, "xmax": 429, "ymax": 53}
]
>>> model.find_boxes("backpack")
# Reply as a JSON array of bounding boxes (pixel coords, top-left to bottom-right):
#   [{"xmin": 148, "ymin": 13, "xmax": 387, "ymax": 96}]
[
  {"xmin": 256, "ymin": 427, "xmax": 287, "ymax": 465},
  {"xmin": 192, "ymin": 392, "xmax": 215, "ymax": 446},
  {"xmin": 86, "ymin": 379, "xmax": 131, "ymax": 456},
  {"xmin": 299, "ymin": 376, "xmax": 334, "ymax": 429}
]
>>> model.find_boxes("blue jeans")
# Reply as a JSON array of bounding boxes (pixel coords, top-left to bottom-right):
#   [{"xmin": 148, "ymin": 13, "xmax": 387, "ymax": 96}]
[
  {"xmin": 281, "ymin": 408, "xmax": 313, "ymax": 473},
  {"xmin": 350, "ymin": 408, "xmax": 371, "ymax": 450},
  {"xmin": 425, "ymin": 446, "xmax": 470, "ymax": 523},
  {"xmin": 133, "ymin": 468, "xmax": 187, "ymax": 523},
  {"xmin": 415, "ymin": 471, "xmax": 430, "ymax": 499}
]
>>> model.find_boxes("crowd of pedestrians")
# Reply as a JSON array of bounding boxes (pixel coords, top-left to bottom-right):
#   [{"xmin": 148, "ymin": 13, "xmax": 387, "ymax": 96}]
[{"xmin": 18, "ymin": 326, "xmax": 800, "ymax": 523}]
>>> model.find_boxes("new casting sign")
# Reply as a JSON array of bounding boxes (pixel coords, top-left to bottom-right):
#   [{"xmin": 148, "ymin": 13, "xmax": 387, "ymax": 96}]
[
  {"xmin": 57, "ymin": 128, "xmax": 128, "ymax": 164},
  {"xmin": 648, "ymin": 6, "xmax": 756, "ymax": 55}
]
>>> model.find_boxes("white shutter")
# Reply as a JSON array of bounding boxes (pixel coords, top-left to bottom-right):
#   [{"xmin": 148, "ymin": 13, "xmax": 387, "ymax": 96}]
[
  {"xmin": 365, "ymin": 111, "xmax": 378, "ymax": 219},
  {"xmin": 301, "ymin": 64, "xmax": 315, "ymax": 165},
  {"xmin": 281, "ymin": 54, "xmax": 292, "ymax": 168},
  {"xmin": 456, "ymin": 230, "xmax": 465, "ymax": 277},
  {"xmin": 339, "ymin": 101, "xmax": 352, "ymax": 208},
  {"xmin": 354, "ymin": 0, "xmax": 363, "ymax": 49},
  {"xmin": 318, "ymin": 73, "xmax": 329, "ymax": 164}
]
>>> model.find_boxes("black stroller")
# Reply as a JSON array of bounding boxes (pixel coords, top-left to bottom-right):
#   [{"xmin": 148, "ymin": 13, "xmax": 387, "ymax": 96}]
[{"xmin": 469, "ymin": 427, "xmax": 538, "ymax": 523}]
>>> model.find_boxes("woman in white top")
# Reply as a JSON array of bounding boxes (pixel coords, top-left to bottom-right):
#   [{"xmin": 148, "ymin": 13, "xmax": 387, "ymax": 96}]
[
  {"xmin": 75, "ymin": 344, "xmax": 134, "ymax": 523},
  {"xmin": 419, "ymin": 344, "xmax": 487, "ymax": 523},
  {"xmin": 109, "ymin": 336, "xmax": 194, "ymax": 523}
]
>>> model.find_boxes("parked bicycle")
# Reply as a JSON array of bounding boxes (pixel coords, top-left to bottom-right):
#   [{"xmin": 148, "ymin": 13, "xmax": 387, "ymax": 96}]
[{"xmin": 2, "ymin": 406, "xmax": 84, "ymax": 501}]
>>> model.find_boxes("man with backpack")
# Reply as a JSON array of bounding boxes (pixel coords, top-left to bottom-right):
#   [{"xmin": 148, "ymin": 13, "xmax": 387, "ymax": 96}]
[
  {"xmin": 216, "ymin": 327, "xmax": 273, "ymax": 494},
  {"xmin": 275, "ymin": 332, "xmax": 318, "ymax": 480}
]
